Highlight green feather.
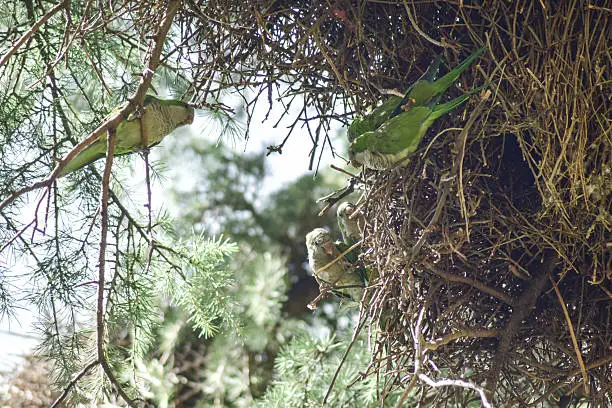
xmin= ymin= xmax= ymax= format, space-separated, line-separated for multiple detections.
xmin=335 ymin=240 xmax=369 ymax=285
xmin=349 ymin=86 xmax=485 ymax=169
xmin=389 ymin=46 xmax=487 ymax=118
xmin=347 ymin=95 xmax=403 ymax=143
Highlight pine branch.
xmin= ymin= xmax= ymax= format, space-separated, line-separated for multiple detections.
xmin=50 ymin=360 xmax=99 ymax=408
xmin=0 ymin=0 xmax=182 ymax=213
xmin=0 ymin=0 xmax=68 ymax=69
xmin=95 ymin=126 xmax=135 ymax=404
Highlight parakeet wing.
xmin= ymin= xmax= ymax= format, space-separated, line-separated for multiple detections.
xmin=347 ymin=94 xmax=403 ymax=142
xmin=388 ymin=54 xmax=442 ymax=117
xmin=352 ymin=106 xmax=432 ymax=155
xmin=390 ymin=46 xmax=487 ymax=118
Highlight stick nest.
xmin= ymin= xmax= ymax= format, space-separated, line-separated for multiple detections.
xmin=179 ymin=0 xmax=611 ymax=405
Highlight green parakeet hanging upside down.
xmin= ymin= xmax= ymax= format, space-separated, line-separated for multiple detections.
xmin=349 ymin=85 xmax=485 ymax=170
xmin=346 ymin=46 xmax=486 ymax=143
xmin=59 ymin=95 xmax=195 ymax=176
xmin=306 ymin=228 xmax=365 ymax=302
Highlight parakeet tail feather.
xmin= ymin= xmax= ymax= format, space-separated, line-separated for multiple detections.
xmin=431 ymin=46 xmax=487 ymax=95
xmin=59 ymin=142 xmax=106 ymax=176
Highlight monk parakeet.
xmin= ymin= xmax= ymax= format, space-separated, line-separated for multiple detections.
xmin=337 ymin=202 xmax=364 ymax=246
xmin=59 ymin=95 xmax=195 ymax=176
xmin=348 ymin=86 xmax=484 ymax=170
xmin=346 ymin=46 xmax=486 ymax=143
xmin=336 ymin=201 xmax=372 ymax=284
xmin=388 ymin=46 xmax=487 ymax=118
xmin=306 ymin=228 xmax=365 ymax=301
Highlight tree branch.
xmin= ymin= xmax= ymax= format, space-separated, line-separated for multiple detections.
xmin=50 ymin=360 xmax=99 ymax=408
xmin=484 ymin=251 xmax=558 ymax=401
xmin=94 ymin=126 xmax=136 ymax=405
xmin=0 ymin=0 xmax=182 ymax=213
xmin=0 ymin=0 xmax=67 ymax=69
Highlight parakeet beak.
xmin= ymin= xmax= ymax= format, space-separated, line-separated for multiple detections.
xmin=348 ymin=150 xmax=362 ymax=168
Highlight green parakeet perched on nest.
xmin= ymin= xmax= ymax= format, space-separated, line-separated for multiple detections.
xmin=347 ymin=46 xmax=486 ymax=143
xmin=306 ymin=228 xmax=365 ymax=301
xmin=349 ymin=85 xmax=485 ymax=170
xmin=347 ymin=47 xmax=487 ymax=169
xmin=60 ymin=95 xmax=195 ymax=176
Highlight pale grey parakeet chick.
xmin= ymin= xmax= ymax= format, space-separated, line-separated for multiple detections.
xmin=337 ymin=201 xmax=365 ymax=246
xmin=306 ymin=228 xmax=365 ymax=301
